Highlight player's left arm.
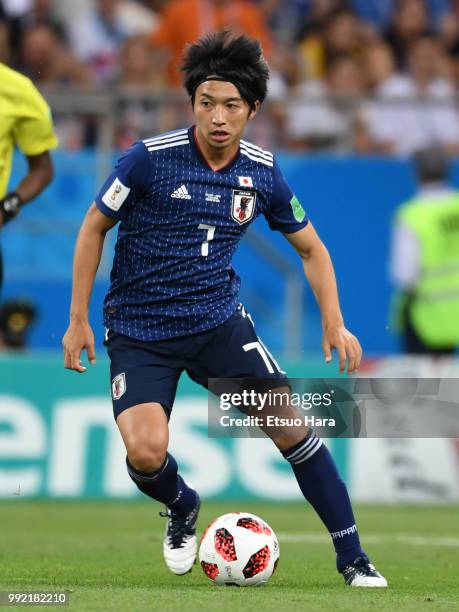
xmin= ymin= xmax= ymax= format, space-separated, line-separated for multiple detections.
xmin=265 ymin=158 xmax=361 ymax=373
xmin=284 ymin=223 xmax=362 ymax=373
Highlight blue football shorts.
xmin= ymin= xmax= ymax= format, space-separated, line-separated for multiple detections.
xmin=105 ymin=304 xmax=287 ymax=420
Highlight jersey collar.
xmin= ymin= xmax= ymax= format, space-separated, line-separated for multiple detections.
xmin=188 ymin=125 xmax=240 ymax=173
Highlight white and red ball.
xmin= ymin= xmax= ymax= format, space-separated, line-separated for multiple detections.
xmin=199 ymin=512 xmax=280 ymax=586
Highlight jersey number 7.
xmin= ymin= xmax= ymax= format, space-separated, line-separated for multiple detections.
xmin=198 ymin=224 xmax=216 ymax=256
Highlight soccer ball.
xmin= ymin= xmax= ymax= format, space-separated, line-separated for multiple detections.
xmin=199 ymin=512 xmax=280 ymax=586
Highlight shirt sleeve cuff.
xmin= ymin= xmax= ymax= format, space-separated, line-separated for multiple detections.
xmin=95 ymin=197 xmax=123 ymax=220
xmin=269 ymin=219 xmax=309 ymax=234
xmin=19 ymin=135 xmax=59 ymax=156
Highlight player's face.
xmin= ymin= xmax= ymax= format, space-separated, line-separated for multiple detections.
xmin=193 ymin=81 xmax=259 ymax=154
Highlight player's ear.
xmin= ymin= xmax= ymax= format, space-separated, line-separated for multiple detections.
xmin=248 ymin=100 xmax=261 ymax=120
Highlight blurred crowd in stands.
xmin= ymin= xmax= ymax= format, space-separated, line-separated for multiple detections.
xmin=2 ymin=0 xmax=459 ymax=154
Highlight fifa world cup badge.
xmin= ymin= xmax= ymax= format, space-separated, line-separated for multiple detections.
xmin=231 ymin=190 xmax=256 ymax=225
xmin=112 ymin=373 xmax=126 ymax=400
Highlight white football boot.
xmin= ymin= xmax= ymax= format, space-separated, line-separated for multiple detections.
xmin=341 ymin=556 xmax=388 ymax=587
xmin=160 ymin=495 xmax=201 ymax=575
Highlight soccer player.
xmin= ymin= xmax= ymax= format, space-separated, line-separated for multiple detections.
xmin=0 ymin=62 xmax=57 ymax=293
xmin=63 ymin=31 xmax=387 ymax=587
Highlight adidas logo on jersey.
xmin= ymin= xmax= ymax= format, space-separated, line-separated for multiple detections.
xmin=171 ymin=185 xmax=191 ymax=199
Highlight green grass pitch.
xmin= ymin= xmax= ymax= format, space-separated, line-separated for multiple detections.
xmin=1 ymin=501 xmax=458 ymax=611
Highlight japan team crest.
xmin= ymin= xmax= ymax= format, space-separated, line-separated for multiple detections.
xmin=112 ymin=372 xmax=126 ymax=400
xmin=231 ymin=189 xmax=256 ymax=225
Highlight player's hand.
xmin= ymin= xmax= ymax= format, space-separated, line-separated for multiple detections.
xmin=62 ymin=320 xmax=96 ymax=373
xmin=322 ymin=324 xmax=362 ymax=374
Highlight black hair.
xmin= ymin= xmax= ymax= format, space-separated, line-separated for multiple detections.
xmin=181 ymin=30 xmax=270 ymax=111
xmin=413 ymin=147 xmax=448 ymax=184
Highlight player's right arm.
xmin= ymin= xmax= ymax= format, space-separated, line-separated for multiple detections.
xmin=63 ymin=204 xmax=116 ymax=372
xmin=62 ymin=142 xmax=150 ymax=372
xmin=63 ymin=140 xmax=150 ymax=372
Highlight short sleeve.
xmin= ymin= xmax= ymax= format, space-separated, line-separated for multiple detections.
xmin=95 ymin=141 xmax=151 ymax=220
xmin=264 ymin=159 xmax=309 ymax=233
xmin=13 ymin=79 xmax=58 ymax=155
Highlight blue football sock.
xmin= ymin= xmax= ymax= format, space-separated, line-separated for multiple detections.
xmin=282 ymin=432 xmax=366 ymax=572
xmin=126 ymin=452 xmax=198 ymax=516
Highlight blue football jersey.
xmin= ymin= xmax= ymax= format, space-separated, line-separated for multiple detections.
xmin=95 ymin=126 xmax=308 ymax=340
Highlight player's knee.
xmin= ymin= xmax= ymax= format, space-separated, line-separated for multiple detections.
xmin=269 ymin=429 xmax=310 ymax=453
xmin=128 ymin=444 xmax=167 ymax=472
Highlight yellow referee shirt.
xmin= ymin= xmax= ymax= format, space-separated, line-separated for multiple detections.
xmin=0 ymin=63 xmax=58 ymax=199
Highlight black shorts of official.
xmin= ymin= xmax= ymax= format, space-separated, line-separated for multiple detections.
xmin=105 ymin=304 xmax=288 ymax=420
